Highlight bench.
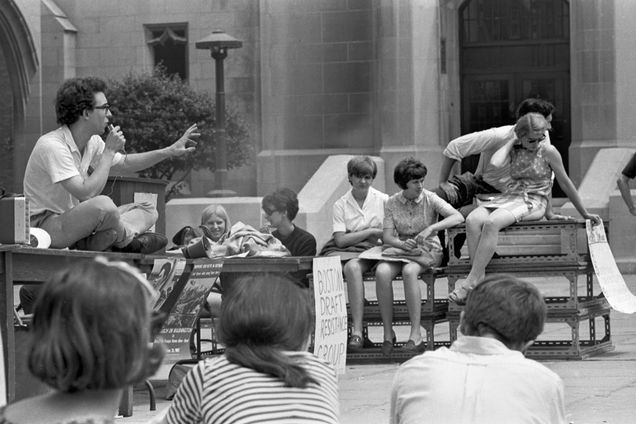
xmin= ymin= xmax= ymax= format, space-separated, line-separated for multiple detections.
xmin=345 ymin=219 xmax=614 ymax=363
xmin=345 ymin=268 xmax=449 ymax=363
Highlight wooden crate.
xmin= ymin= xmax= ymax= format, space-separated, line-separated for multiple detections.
xmin=447 ymin=301 xmax=613 ymax=360
xmin=447 ymin=220 xmax=590 ymax=267
xmin=445 ymin=264 xmax=600 ymax=313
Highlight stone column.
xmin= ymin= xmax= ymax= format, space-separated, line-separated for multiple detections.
xmin=258 ymin=0 xmax=378 ymax=195
xmin=377 ymin=0 xmax=444 ymax=192
xmin=569 ymin=0 xmax=620 ymax=185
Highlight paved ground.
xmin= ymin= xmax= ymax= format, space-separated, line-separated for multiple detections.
xmin=119 ymin=274 xmax=636 ymax=424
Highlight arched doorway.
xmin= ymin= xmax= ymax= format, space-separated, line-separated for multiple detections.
xmin=459 ymin=0 xmax=570 ymax=196
xmin=0 ymin=0 xmax=38 ymax=191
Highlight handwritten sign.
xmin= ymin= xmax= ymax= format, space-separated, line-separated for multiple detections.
xmin=586 ymin=220 xmax=636 ymax=313
xmin=312 ymin=256 xmax=347 ymax=374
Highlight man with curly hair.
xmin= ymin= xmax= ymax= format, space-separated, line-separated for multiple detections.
xmin=23 ymin=76 xmax=199 ymax=253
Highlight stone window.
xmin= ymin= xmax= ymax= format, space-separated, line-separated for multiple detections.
xmin=146 ymin=24 xmax=188 ymax=80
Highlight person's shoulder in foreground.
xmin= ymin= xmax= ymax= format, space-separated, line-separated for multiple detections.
xmin=173 ymin=352 xmax=338 ymax=421
xmin=1 ymin=257 xmax=163 ymax=424
xmin=0 ymin=406 xmax=114 ymax=424
xmin=390 ymin=274 xmax=566 ymax=424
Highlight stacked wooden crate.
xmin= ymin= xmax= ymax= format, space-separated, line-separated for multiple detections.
xmin=445 ymin=220 xmax=613 ymax=359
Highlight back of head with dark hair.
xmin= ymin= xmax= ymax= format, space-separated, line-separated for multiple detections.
xmin=261 ymin=188 xmax=300 ymax=220
xmin=347 ymin=156 xmax=377 ymax=179
xmin=28 ymin=258 xmax=153 ymax=392
xmin=516 ymin=98 xmax=555 ymax=119
xmin=393 ymin=157 xmax=428 ymax=190
xmin=218 ymin=273 xmax=317 ymax=388
xmin=56 ymin=77 xmax=108 ymax=126
xmin=460 ymin=274 xmax=546 ymax=350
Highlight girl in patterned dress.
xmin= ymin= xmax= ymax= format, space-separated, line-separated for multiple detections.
xmin=449 ymin=113 xmax=601 ymax=304
xmin=377 ymin=158 xmax=464 ymax=355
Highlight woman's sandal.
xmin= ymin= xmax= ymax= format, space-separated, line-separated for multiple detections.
xmin=348 ymin=334 xmax=364 ymax=350
xmin=448 ymin=285 xmax=473 ymax=306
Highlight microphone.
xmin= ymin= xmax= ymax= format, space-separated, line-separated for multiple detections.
xmin=106 ymin=123 xmax=126 ymax=154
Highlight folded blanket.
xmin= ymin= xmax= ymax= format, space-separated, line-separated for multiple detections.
xmin=223 ymin=222 xmax=290 ymax=257
xmin=168 ymin=222 xmax=290 ymax=259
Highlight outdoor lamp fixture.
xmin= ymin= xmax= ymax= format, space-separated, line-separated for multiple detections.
xmin=195 ymin=30 xmax=243 ymax=197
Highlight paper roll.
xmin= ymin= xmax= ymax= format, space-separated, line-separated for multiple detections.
xmin=29 ymin=227 xmax=51 ymax=249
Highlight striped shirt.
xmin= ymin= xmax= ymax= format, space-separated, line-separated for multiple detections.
xmin=166 ymin=351 xmax=339 ymax=424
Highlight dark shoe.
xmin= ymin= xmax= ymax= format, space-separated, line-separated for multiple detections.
xmin=73 ymin=229 xmax=118 ymax=251
xmin=113 ymin=232 xmax=168 ymax=254
xmin=402 ymin=339 xmax=426 ymax=353
xmin=381 ymin=340 xmax=394 ymax=356
xmin=348 ymin=335 xmax=364 ymax=350
xmin=381 ymin=332 xmax=397 ymax=356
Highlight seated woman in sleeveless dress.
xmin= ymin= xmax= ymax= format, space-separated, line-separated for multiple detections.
xmin=449 ymin=113 xmax=601 ymax=305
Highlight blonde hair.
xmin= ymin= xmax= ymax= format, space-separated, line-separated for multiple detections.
xmin=200 ymin=204 xmax=232 ymax=241
xmin=514 ymin=112 xmax=548 ymax=139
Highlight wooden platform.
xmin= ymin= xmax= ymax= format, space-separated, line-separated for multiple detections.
xmin=0 ymin=246 xmax=313 ymax=407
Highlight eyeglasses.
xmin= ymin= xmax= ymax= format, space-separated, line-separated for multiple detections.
xmin=526 ymin=133 xmax=546 ymax=144
xmin=94 ymin=103 xmax=111 ymax=112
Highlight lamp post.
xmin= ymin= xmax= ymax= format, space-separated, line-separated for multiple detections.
xmin=196 ymin=30 xmax=242 ymax=197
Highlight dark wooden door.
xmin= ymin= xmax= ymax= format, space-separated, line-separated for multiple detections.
xmin=459 ymin=0 xmax=570 ymax=196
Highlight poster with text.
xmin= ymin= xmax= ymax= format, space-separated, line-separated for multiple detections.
xmin=154 ymin=259 xmax=223 ymax=362
xmin=586 ymin=220 xmax=636 ymax=313
xmin=312 ymin=256 xmax=347 ymax=374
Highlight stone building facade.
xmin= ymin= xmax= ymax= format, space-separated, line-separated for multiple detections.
xmin=1 ymin=0 xmax=635 ymax=197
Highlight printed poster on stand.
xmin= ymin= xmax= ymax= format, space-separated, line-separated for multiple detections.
xmin=148 ymin=258 xmax=224 ymax=364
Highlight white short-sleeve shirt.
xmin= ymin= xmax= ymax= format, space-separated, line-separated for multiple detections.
xmin=443 ymin=125 xmax=551 ymax=192
xmin=23 ymin=125 xmax=124 ymax=216
xmin=390 ymin=336 xmax=566 ymax=424
xmin=332 ymin=186 xmax=388 ymax=234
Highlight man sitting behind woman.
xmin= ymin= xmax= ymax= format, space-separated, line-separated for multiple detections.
xmin=450 ymin=112 xmax=601 ymax=304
